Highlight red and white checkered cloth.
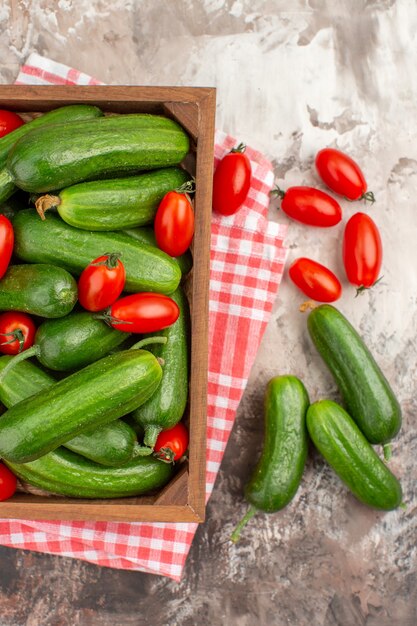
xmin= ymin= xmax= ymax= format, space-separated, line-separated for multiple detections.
xmin=0 ymin=54 xmax=288 ymax=580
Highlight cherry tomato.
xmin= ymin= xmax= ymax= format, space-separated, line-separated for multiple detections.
xmin=272 ymin=186 xmax=342 ymax=227
xmin=78 ymin=253 xmax=126 ymax=312
xmin=154 ymin=187 xmax=194 ymax=257
xmin=0 ymin=215 xmax=14 ymax=280
xmin=154 ymin=422 xmax=189 ymax=463
xmin=0 ymin=463 xmax=17 ymax=501
xmin=108 ymin=293 xmax=179 ymax=333
xmin=212 ymin=143 xmax=252 ymax=216
xmin=0 ymin=110 xmax=24 ymax=138
xmin=343 ymin=212 xmax=382 ymax=290
xmin=315 ymin=148 xmax=374 ymax=202
xmin=289 ymin=258 xmax=342 ymax=302
xmin=0 ymin=312 xmax=36 ymax=355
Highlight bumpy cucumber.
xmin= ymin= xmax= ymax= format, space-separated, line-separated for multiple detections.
xmin=231 ymin=376 xmax=309 ymax=542
xmin=0 ymin=356 xmax=140 ymax=466
xmin=124 ymin=226 xmax=193 ymax=276
xmin=6 ymin=448 xmax=173 ymax=498
xmin=0 ymin=345 xmax=162 ymax=463
xmin=13 ymin=210 xmax=181 ymax=294
xmin=0 ymin=105 xmax=103 ymax=203
xmin=36 ymin=167 xmax=189 ymax=231
xmin=307 ymin=304 xmax=401 ymax=445
xmin=0 ymin=264 xmax=77 ymax=318
xmin=7 ymin=114 xmax=190 ymax=193
xmin=131 ymin=288 xmax=190 ymax=449
xmin=306 ymin=400 xmax=402 ymax=510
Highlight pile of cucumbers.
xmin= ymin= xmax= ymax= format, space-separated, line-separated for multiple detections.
xmin=0 ymin=104 xmax=193 ymax=499
xmin=232 ymin=304 xmax=403 ymax=542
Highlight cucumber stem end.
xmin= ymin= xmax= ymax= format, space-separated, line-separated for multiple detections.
xmin=230 ymin=506 xmax=258 ymax=543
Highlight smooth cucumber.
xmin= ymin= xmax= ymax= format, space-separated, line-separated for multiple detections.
xmin=306 ymin=400 xmax=402 ymax=510
xmin=36 ymin=167 xmax=189 ymax=231
xmin=0 ymin=356 xmax=140 ymax=466
xmin=7 ymin=114 xmax=190 ymax=193
xmin=13 ymin=210 xmax=181 ymax=294
xmin=231 ymin=376 xmax=309 ymax=542
xmin=124 ymin=225 xmax=193 ymax=276
xmin=0 ymin=264 xmax=77 ymax=318
xmin=33 ymin=312 xmax=129 ymax=371
xmin=0 ymin=346 xmax=162 ymax=463
xmin=131 ymin=287 xmax=190 ymax=448
xmin=6 ymin=448 xmax=173 ymax=498
xmin=0 ymin=105 xmax=103 ymax=203
xmin=307 ymin=304 xmax=401 ymax=445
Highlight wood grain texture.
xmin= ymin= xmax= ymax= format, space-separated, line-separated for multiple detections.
xmin=0 ymin=85 xmax=216 ymax=523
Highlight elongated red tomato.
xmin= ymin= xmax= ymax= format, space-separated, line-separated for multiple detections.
xmin=0 ymin=463 xmax=17 ymax=501
xmin=0 ymin=311 xmax=36 ymax=355
xmin=154 ymin=422 xmax=189 ymax=463
xmin=213 ymin=143 xmax=251 ymax=215
xmin=343 ymin=213 xmax=382 ymax=289
xmin=273 ymin=186 xmax=342 ymax=227
xmin=0 ymin=215 xmax=14 ymax=280
xmin=78 ymin=253 xmax=126 ymax=312
xmin=154 ymin=188 xmax=194 ymax=257
xmin=289 ymin=258 xmax=342 ymax=302
xmin=316 ymin=148 xmax=374 ymax=202
xmin=0 ymin=110 xmax=24 ymax=138
xmin=108 ymin=293 xmax=179 ymax=333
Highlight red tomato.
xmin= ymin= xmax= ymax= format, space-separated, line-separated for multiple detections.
xmin=289 ymin=258 xmax=342 ymax=302
xmin=0 ymin=110 xmax=24 ymax=138
xmin=316 ymin=148 xmax=374 ymax=202
xmin=0 ymin=312 xmax=36 ymax=355
xmin=343 ymin=212 xmax=382 ymax=289
xmin=0 ymin=463 xmax=17 ymax=501
xmin=78 ymin=253 xmax=126 ymax=312
xmin=212 ymin=143 xmax=252 ymax=215
xmin=108 ymin=293 xmax=179 ymax=333
xmin=0 ymin=215 xmax=14 ymax=280
xmin=273 ymin=186 xmax=342 ymax=227
xmin=154 ymin=189 xmax=194 ymax=257
xmin=154 ymin=422 xmax=189 ymax=463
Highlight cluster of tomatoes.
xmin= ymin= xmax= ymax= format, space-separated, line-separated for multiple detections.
xmin=273 ymin=148 xmax=382 ymax=302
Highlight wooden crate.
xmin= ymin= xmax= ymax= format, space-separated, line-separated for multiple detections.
xmin=0 ymin=85 xmax=216 ymax=523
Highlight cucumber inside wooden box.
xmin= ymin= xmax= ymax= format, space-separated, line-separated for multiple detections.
xmin=0 ymin=86 xmax=215 ymax=523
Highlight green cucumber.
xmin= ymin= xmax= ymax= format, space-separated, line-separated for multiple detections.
xmin=0 ymin=105 xmax=103 ymax=203
xmin=231 ymin=376 xmax=309 ymax=542
xmin=124 ymin=225 xmax=193 ymax=276
xmin=0 ymin=356 xmax=141 ymax=466
xmin=131 ymin=287 xmax=190 ymax=450
xmin=306 ymin=400 xmax=402 ymax=510
xmin=13 ymin=210 xmax=181 ymax=294
xmin=35 ymin=167 xmax=189 ymax=231
xmin=26 ymin=312 xmax=129 ymax=371
xmin=0 ymin=341 xmax=163 ymax=463
xmin=7 ymin=114 xmax=190 ymax=193
xmin=307 ymin=304 xmax=401 ymax=446
xmin=6 ymin=447 xmax=173 ymax=498
xmin=0 ymin=264 xmax=77 ymax=318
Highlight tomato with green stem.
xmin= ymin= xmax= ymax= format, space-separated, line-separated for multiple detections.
xmin=343 ymin=213 xmax=382 ymax=292
xmin=271 ymin=185 xmax=342 ymax=227
xmin=154 ymin=422 xmax=189 ymax=463
xmin=154 ymin=180 xmax=195 ymax=257
xmin=102 ymin=292 xmax=180 ymax=333
xmin=0 ymin=312 xmax=36 ymax=355
xmin=213 ymin=143 xmax=251 ymax=215
xmin=0 ymin=110 xmax=24 ymax=138
xmin=0 ymin=215 xmax=14 ymax=280
xmin=78 ymin=253 xmax=126 ymax=312
xmin=315 ymin=148 xmax=375 ymax=203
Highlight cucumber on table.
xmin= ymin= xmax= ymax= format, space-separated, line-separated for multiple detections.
xmin=0 ymin=104 xmax=103 ymax=204
xmin=35 ymin=167 xmax=189 ymax=231
xmin=231 ymin=376 xmax=310 ymax=542
xmin=13 ymin=210 xmax=181 ymax=295
xmin=306 ymin=400 xmax=402 ymax=510
xmin=307 ymin=304 xmax=401 ymax=447
xmin=0 ymin=263 xmax=77 ymax=318
xmin=0 ymin=356 xmax=141 ymax=467
xmin=7 ymin=114 xmax=190 ymax=193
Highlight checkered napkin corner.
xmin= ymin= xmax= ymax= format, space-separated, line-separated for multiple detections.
xmin=0 ymin=54 xmax=288 ymax=581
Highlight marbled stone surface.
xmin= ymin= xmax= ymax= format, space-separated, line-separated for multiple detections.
xmin=0 ymin=1 xmax=416 ymax=625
